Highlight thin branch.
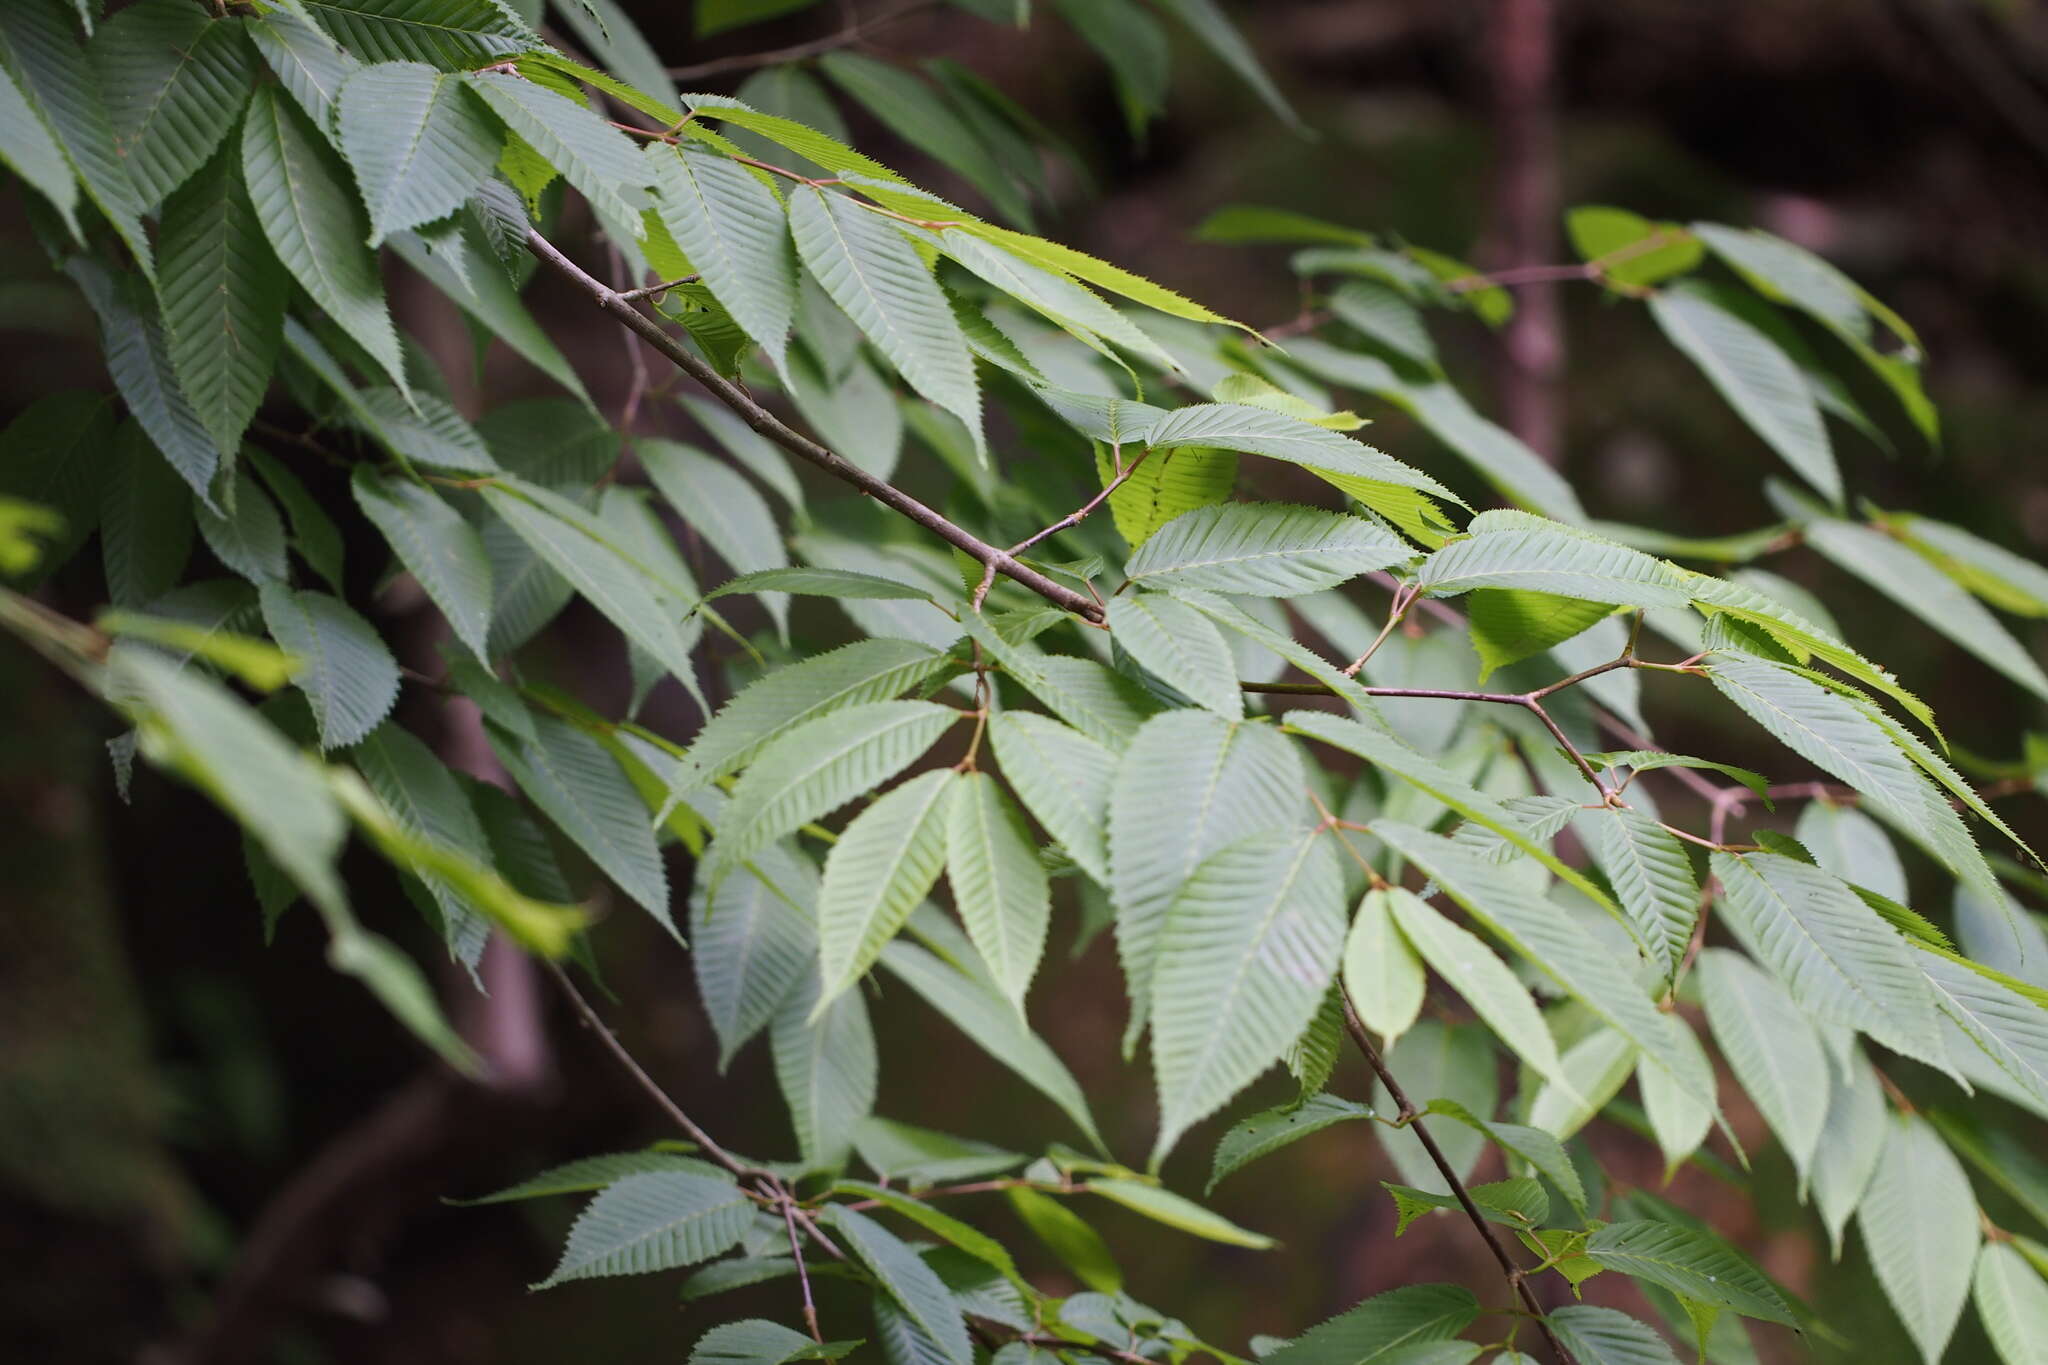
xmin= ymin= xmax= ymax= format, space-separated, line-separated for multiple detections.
xmin=543 ymin=959 xmax=767 ymax=1181
xmin=617 ymin=272 xmax=699 ymax=301
xmin=973 ymin=446 xmax=1151 ymax=611
xmin=781 ymin=1196 xmax=824 ymax=1342
xmin=1341 ymin=994 xmax=1577 ymax=1365
xmin=522 ymin=228 xmax=1105 ymax=622
xmin=667 ymin=0 xmax=938 ymax=80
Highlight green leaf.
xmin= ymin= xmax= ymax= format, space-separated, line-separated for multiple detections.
xmin=101 ymin=610 xmax=295 ymax=691
xmin=832 ymin=1180 xmax=1023 ymax=1287
xmin=479 ymin=480 xmax=700 ymax=687
xmin=452 ymin=1149 xmax=721 ymax=1204
xmin=1385 ymin=886 xmax=1571 ymax=1092
xmin=988 ymin=711 xmax=1115 ymax=886
xmin=490 ymin=710 xmax=673 ymax=932
xmin=1384 ymin=1178 xmax=1548 ymax=1234
xmin=258 ymin=584 xmax=400 ymax=750
xmin=1194 ymin=204 xmax=1374 ymax=247
xmin=1810 ymin=1048 xmax=1886 ymax=1260
xmin=1704 ymin=651 xmax=1984 ymax=900
xmin=1418 ymin=514 xmax=1693 ymax=608
xmin=100 ymin=423 xmax=194 ymax=605
xmin=1586 ymin=1220 xmax=1794 ymax=1326
xmin=248 ymin=7 xmax=358 ymax=125
xmin=1208 ymin=1094 xmax=1371 ymax=1194
xmin=697 ymin=566 xmax=934 ymax=606
xmin=1859 ymin=1113 xmax=1980 ymax=1364
xmin=349 ymin=723 xmax=497 ymax=968
xmin=94 ymin=0 xmax=253 ymax=209
xmin=1344 ymin=888 xmax=1426 ymax=1046
xmin=1467 ymin=589 xmax=1613 ymax=681
xmin=646 ymin=143 xmax=798 ymax=371
xmin=1092 ymin=443 xmax=1236 ymax=550
xmin=691 ymin=840 xmax=817 ymax=1069
xmin=1886 ymin=512 xmax=2048 ymax=618
xmin=1710 ymin=851 xmax=1945 ymax=1068
xmin=818 ymin=52 xmax=1028 ymax=224
xmin=671 ymin=639 xmax=950 ymax=798
xmin=1580 ymin=806 xmax=1697 ymax=985
xmin=351 ymin=468 xmax=493 ymax=664
xmin=535 ymin=1170 xmax=751 ymax=1287
xmin=65 ymin=259 xmax=219 ymax=503
xmin=0 ymin=57 xmax=79 ymax=236
xmin=1260 ymin=1283 xmax=1481 ymax=1365
xmin=194 ymin=463 xmax=287 ymax=583
xmin=822 ymin=1205 xmax=973 ymax=1365
xmin=1372 ymin=821 xmax=1703 ymax=1094
xmin=817 ymin=768 xmax=956 ymax=1004
xmin=244 ymin=449 xmax=342 ymax=593
xmin=241 ymin=87 xmax=407 ymax=394
xmin=1151 ymin=830 xmax=1346 ymax=1164
xmin=1006 ymin=1186 xmax=1121 ymax=1292
xmin=789 ymin=185 xmax=981 ymax=453
xmin=1696 ymin=949 xmax=1829 ymax=1189
xmin=1546 ymin=1306 xmax=1683 ymax=1365
xmin=300 ymin=0 xmax=536 ymax=67
xmin=945 ymin=770 xmax=1050 ymax=1009
xmin=690 ymin=1321 xmax=859 ymax=1365
xmin=467 ymin=70 xmax=648 ymax=225
xmin=325 ymin=928 xmax=479 ymax=1072
xmin=707 ymin=700 xmax=960 ymax=882
xmin=1126 ymin=503 xmax=1412 ymax=597
xmin=546 ymin=0 xmax=672 ymax=111
xmin=879 ymin=925 xmax=1102 ymax=1150
xmin=640 ymin=439 xmax=790 ymax=634
xmin=1144 ymin=402 xmax=1459 ymax=511
xmin=1148 ymin=0 xmax=1301 ymax=131
xmin=851 ymin=1118 xmax=1021 ymax=1186
xmin=1918 ymin=946 xmax=2048 ymax=1112
xmin=1109 ymin=711 xmax=1311 ymax=1046
xmin=1649 ymin=279 xmax=1839 ymax=506
xmin=0 ymin=0 xmax=155 ymax=278
xmin=1973 ymin=1241 xmax=2048 ymax=1365
xmin=1804 ymin=517 xmax=2048 ymax=703
xmin=1107 ymin=592 xmax=1242 ymax=719
xmin=158 ymin=143 xmax=286 ymax=454
xmin=1087 ymin=1177 xmax=1275 ymax=1249
xmin=967 ymin=621 xmax=1158 ymax=749
xmin=773 ymin=971 xmax=876 ymax=1170
xmin=1330 ymin=279 xmax=1437 ymax=372
xmin=1565 ymin=207 xmax=1700 ymax=289
xmin=1584 ymin=751 xmax=1772 ymax=804
xmin=1422 ymin=1098 xmax=1588 ymax=1217
xmin=336 ymin=60 xmax=499 ymax=246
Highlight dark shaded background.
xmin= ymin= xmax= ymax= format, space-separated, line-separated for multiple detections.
xmin=5 ymin=1 xmax=2048 ymax=1362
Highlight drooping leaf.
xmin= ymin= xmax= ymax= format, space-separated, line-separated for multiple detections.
xmin=452 ymin=1149 xmax=723 ymax=1205
xmin=1586 ymin=1220 xmax=1795 ymax=1326
xmin=100 ymin=423 xmax=194 ymax=605
xmin=646 ymin=142 xmax=798 ymax=371
xmin=1973 ymin=1241 xmax=2048 ymax=1365
xmin=707 ymin=700 xmax=961 ymax=883
xmin=817 ymin=768 xmax=956 ymax=1004
xmin=194 ymin=464 xmax=288 ymax=583
xmin=1344 ymin=888 xmax=1426 ymax=1046
xmin=1107 ymin=591 xmax=1243 ymax=718
xmin=1545 ymin=1305 xmax=1683 ymax=1365
xmin=1087 ymin=1178 xmax=1275 ymax=1249
xmin=1147 ymin=0 xmax=1301 ymax=131
xmin=1208 ymin=1093 xmax=1372 ymax=1194
xmin=337 ymin=60 xmax=499 ymax=246
xmin=1109 ymin=711 xmax=1312 ymax=1046
xmin=1385 ymin=886 xmax=1571 ymax=1092
xmin=1697 ymin=948 xmax=1829 ymax=1188
xmin=1151 ymin=830 xmax=1346 ymax=1164
xmin=1126 ymin=503 xmax=1412 ymax=597
xmin=0 ymin=58 xmax=79 ymax=236
xmin=818 ymin=52 xmax=1028 ymax=224
xmin=1650 ymin=279 xmax=1839 ymax=506
xmin=258 ymin=583 xmax=399 ymax=751
xmin=0 ymin=391 xmax=113 ymax=577
xmin=945 ymin=770 xmax=1051 ymax=1009
xmin=489 ymin=710 xmax=673 ymax=933
xmin=773 ymin=970 xmax=877 ymax=1171
xmin=689 ymin=1320 xmax=861 ymax=1365
xmin=691 ymin=840 xmax=817 ymax=1069
xmin=300 ymin=0 xmax=537 ymax=67
xmin=1710 ymin=851 xmax=1945 ymax=1068
xmin=241 ymin=86 xmax=407 ymax=393
xmin=1809 ymin=1046 xmax=1887 ymax=1260
xmin=65 ymin=259 xmax=219 ymax=502
xmin=1580 ymin=805 xmax=1697 ymax=985
xmin=94 ymin=0 xmax=254 ymax=209
xmin=1005 ymin=1186 xmax=1121 ymax=1292
xmin=821 ymin=1205 xmax=973 ymax=1365
xmin=1918 ymin=946 xmax=2048 ymax=1112
xmin=988 ymin=710 xmax=1116 ymax=886
xmin=467 ymin=69 xmax=649 ymax=226
xmin=1858 ymin=1113 xmax=1980 ymax=1364
xmin=789 ymin=184 xmax=980 ymax=452
xmin=640 ymin=439 xmax=790 ymax=637
xmin=535 ymin=1170 xmax=752 ymax=1287
xmin=351 ymin=468 xmax=494 ymax=664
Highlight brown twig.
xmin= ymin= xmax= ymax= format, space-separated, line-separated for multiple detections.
xmin=667 ymin=0 xmax=939 ymax=80
xmin=1341 ymin=994 xmax=1577 ymax=1364
xmin=521 ymin=228 xmax=1105 ymax=622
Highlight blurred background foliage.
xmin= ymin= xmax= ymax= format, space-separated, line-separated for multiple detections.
xmin=4 ymin=1 xmax=2048 ymax=1361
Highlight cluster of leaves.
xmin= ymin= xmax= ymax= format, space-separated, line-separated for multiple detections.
xmin=2 ymin=3 xmax=2047 ymax=1364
